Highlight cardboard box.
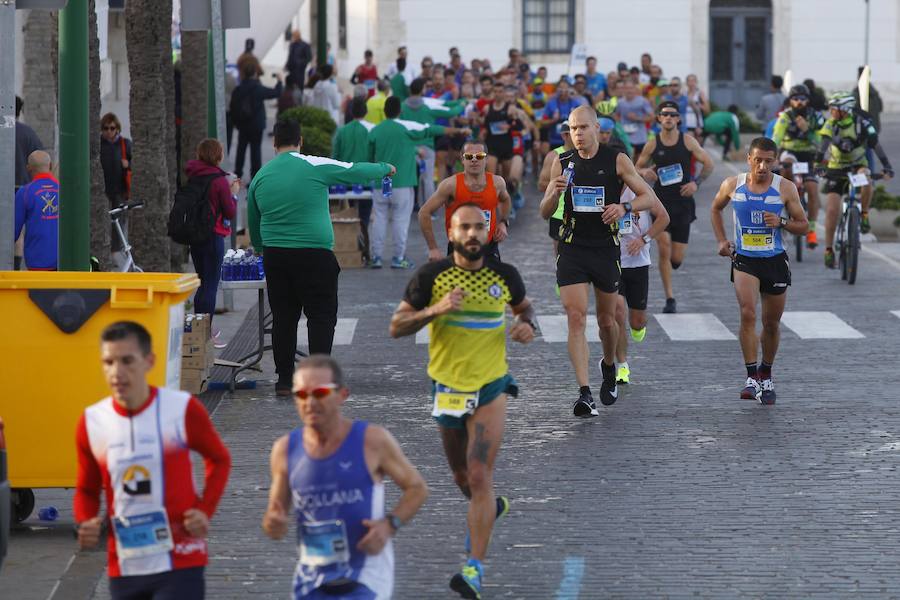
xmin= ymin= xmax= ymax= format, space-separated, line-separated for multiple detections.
xmin=181 ymin=350 xmax=215 ymax=370
xmin=181 ymin=367 xmax=209 ymax=395
xmin=335 ymin=249 xmax=363 ymax=269
xmin=332 ymin=219 xmax=361 ymax=253
xmin=183 ymin=313 xmax=212 ymax=347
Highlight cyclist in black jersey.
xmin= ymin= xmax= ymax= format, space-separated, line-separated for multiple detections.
xmin=635 ymin=101 xmax=714 ymax=313
xmin=539 ymin=105 xmax=661 ymax=415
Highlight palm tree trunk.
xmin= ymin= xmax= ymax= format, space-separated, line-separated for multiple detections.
xmin=88 ymin=0 xmax=111 ymax=269
xmin=180 ymin=31 xmax=208 ymax=178
xmin=125 ymin=0 xmax=172 ymax=272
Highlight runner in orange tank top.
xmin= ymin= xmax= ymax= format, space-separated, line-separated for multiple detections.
xmin=418 ymin=141 xmax=512 ymax=262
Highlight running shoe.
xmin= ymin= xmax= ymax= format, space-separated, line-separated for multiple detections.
xmin=464 ymin=496 xmax=510 ymax=555
xmin=450 ymin=560 xmax=483 ymax=599
xmin=391 ymin=256 xmax=416 ymax=269
xmin=369 ymin=256 xmax=383 ymax=269
xmin=573 ymin=389 xmax=599 ymax=417
xmin=512 ymin=190 xmax=525 ymax=211
xmin=824 ymin=248 xmax=835 ymax=269
xmin=599 ymin=362 xmax=618 ymax=406
xmin=861 ymin=212 xmax=871 ymax=234
xmin=740 ymin=376 xmax=761 ymax=401
xmin=663 ymin=297 xmax=677 ymax=314
xmin=759 ymin=378 xmax=776 ymax=405
xmin=806 ymin=230 xmax=818 ymax=249
xmin=616 ymin=365 xmax=630 ymax=385
xmin=630 ymin=327 xmax=646 ymax=342
xmin=212 ymin=330 xmax=228 ymax=349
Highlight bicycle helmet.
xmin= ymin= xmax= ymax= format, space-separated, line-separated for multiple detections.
xmin=788 ymin=84 xmax=810 ymax=98
xmin=595 ymin=99 xmax=616 ymax=117
xmin=828 ymin=91 xmax=855 ymax=112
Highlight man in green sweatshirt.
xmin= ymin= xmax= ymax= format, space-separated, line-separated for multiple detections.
xmin=702 ymin=106 xmax=742 ymax=160
xmin=333 ymin=97 xmax=377 ymax=261
xmin=401 ymin=78 xmax=466 ymax=205
xmin=367 ymin=96 xmax=469 ymax=269
xmin=249 ymin=119 xmax=395 ymax=395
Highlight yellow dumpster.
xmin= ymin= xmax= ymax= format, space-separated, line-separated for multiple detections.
xmin=0 ymin=272 xmax=199 ymax=504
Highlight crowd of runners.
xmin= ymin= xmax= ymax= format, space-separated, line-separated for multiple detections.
xmin=71 ymin=45 xmax=895 ymax=600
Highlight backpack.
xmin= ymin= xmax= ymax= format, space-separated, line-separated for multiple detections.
xmin=167 ymin=173 xmax=223 ymax=246
xmin=230 ymin=85 xmax=255 ymax=127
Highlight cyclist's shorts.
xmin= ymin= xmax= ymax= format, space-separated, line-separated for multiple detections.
xmin=779 ymin=150 xmax=819 ymax=182
xmin=823 ymin=166 xmax=868 ymax=196
xmin=432 ymin=374 xmax=518 ymax=430
xmin=731 ymin=251 xmax=791 ymax=296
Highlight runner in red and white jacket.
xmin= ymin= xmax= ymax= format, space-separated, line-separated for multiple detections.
xmin=75 ymin=321 xmax=230 ymax=598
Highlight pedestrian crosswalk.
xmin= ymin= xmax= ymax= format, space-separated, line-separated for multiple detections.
xmin=321 ymin=311 xmax=899 ymax=346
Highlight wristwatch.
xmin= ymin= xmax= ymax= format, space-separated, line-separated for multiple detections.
xmin=621 ymin=201 xmax=633 ymax=213
xmin=386 ymin=513 xmax=403 ymax=532
xmin=518 ymin=317 xmax=537 ymax=331
xmin=642 ymin=233 xmax=652 ymax=244
xmin=779 ymin=217 xmax=788 ymax=228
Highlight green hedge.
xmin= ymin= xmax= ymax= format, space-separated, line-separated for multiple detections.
xmin=300 ymin=127 xmax=333 ymax=158
xmin=278 ymin=106 xmax=337 ymax=136
xmin=872 ymin=184 xmax=900 ymax=211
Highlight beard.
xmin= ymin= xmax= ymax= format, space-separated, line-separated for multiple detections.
xmin=453 ymin=239 xmax=484 ymax=261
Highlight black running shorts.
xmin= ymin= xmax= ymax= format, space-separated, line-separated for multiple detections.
xmin=731 ymin=252 xmax=791 ymax=295
xmin=660 ymin=196 xmax=696 ymax=244
xmin=556 ymin=243 xmax=621 ymax=293
xmin=618 ymin=265 xmax=649 ymax=310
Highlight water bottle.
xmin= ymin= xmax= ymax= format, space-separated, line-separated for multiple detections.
xmin=256 ymin=256 xmax=265 ymax=280
xmin=382 ymin=176 xmax=393 ymax=199
xmin=233 ymin=250 xmax=245 ymax=281
xmin=38 ymin=506 xmax=58 ymax=521
xmin=562 ymin=162 xmax=575 ymax=188
xmin=352 ymin=183 xmax=364 ymax=194
xmin=222 ymin=249 xmax=235 ymax=282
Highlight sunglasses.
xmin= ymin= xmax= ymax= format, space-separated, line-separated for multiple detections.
xmin=463 ymin=152 xmax=487 ymax=161
xmin=103 ymin=126 xmax=118 ymax=131
xmin=294 ymin=383 xmax=339 ymax=400
xmin=659 ymin=111 xmax=680 ymax=118
xmin=791 ymin=95 xmax=808 ymax=101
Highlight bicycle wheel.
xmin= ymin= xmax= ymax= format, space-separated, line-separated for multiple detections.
xmin=837 ymin=211 xmax=848 ymax=280
xmin=847 ymin=205 xmax=860 ymax=285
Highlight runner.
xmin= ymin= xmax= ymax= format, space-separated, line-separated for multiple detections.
xmin=418 ymin=141 xmax=512 ymax=262
xmin=817 ymin=91 xmax=894 ymax=268
xmin=390 ymin=203 xmax=536 ymax=598
xmin=481 ymin=84 xmax=526 ymax=185
xmin=615 ymin=80 xmax=654 ymax=157
xmin=262 ymin=355 xmax=428 ymax=599
xmin=613 ymin=188 xmax=670 ymax=385
xmin=710 ymin=137 xmax=808 ymax=404
xmin=537 ymin=122 xmax=573 ymax=256
xmin=75 ymin=321 xmax=231 ymax=600
xmin=771 ymin=83 xmax=825 ymax=249
xmin=539 ymin=105 xmax=659 ymax=414
xmin=635 ymin=101 xmax=714 ymax=313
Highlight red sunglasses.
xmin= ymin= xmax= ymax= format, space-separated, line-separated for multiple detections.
xmin=294 ymin=383 xmax=339 ymax=400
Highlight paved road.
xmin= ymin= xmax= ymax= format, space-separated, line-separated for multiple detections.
xmin=8 ymin=140 xmax=900 ymax=599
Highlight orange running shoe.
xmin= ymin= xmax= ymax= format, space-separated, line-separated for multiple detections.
xmin=806 ymin=230 xmax=818 ymax=249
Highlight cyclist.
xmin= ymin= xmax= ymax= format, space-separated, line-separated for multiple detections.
xmin=818 ymin=91 xmax=894 ymax=268
xmin=710 ymin=137 xmax=808 ymax=404
xmin=772 ymin=84 xmax=825 ymax=249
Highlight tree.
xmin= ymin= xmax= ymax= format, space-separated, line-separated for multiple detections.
xmin=125 ymin=0 xmax=174 ymax=272
xmin=180 ymin=31 xmax=208 ymax=179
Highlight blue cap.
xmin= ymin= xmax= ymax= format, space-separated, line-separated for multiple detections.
xmin=599 ymin=117 xmax=615 ymax=131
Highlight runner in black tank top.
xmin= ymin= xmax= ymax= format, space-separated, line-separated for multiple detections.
xmin=484 ymin=100 xmax=515 ymax=161
xmin=635 ymin=100 xmax=714 ymax=314
xmin=559 ymin=144 xmax=625 ymax=249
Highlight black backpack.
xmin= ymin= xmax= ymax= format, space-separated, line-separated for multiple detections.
xmin=230 ymin=85 xmax=255 ymax=127
xmin=167 ymin=173 xmax=223 ymax=246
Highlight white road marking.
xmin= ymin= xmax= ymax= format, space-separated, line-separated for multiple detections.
xmin=415 ymin=328 xmax=430 ymax=345
xmin=297 ymin=318 xmax=358 ymax=346
xmin=892 ymin=310 xmax=900 ymax=320
xmin=780 ymin=311 xmax=864 ymax=339
xmin=537 ymin=315 xmax=600 ymax=343
xmin=653 ymin=313 xmax=737 ymax=341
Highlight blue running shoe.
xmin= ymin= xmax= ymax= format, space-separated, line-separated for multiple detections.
xmin=369 ymin=256 xmax=383 ymax=269
xmin=450 ymin=559 xmax=483 ymax=599
xmin=464 ymin=496 xmax=509 ymax=554
xmin=512 ymin=190 xmax=525 ymax=211
xmin=390 ymin=256 xmax=415 ymax=269
xmin=759 ymin=378 xmax=776 ymax=405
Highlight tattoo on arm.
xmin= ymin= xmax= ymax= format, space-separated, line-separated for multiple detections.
xmin=468 ymin=423 xmax=491 ymax=464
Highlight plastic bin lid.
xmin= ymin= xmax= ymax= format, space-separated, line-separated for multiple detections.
xmin=0 ymin=272 xmax=200 ymax=293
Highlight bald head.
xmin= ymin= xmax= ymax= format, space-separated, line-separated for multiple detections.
xmin=568 ymin=105 xmax=600 ymax=153
xmin=27 ymin=150 xmax=52 ymax=175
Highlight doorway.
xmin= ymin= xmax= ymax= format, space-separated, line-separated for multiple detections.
xmin=709 ymin=0 xmax=772 ymax=110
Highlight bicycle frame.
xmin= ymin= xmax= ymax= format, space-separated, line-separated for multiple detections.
xmin=109 ymin=203 xmax=143 ymax=273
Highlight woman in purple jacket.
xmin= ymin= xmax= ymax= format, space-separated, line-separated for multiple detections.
xmin=185 ymin=139 xmax=240 ymax=319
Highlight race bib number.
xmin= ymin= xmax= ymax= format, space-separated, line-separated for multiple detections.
xmin=740 ymin=227 xmax=775 ymax=252
xmin=572 ymin=186 xmax=605 ymax=212
xmin=657 ymin=163 xmax=684 ymax=187
xmin=792 ymin=162 xmax=809 ymax=175
xmin=618 ymin=213 xmax=633 ymax=234
xmin=433 ymin=384 xmax=479 ymax=418
xmin=299 ymin=520 xmax=351 ymax=568
xmin=623 ymin=123 xmax=639 ymax=134
xmin=489 ymin=121 xmax=509 ymax=136
xmin=112 ymin=510 xmax=174 ymax=560
xmin=849 ymin=172 xmax=869 ymax=187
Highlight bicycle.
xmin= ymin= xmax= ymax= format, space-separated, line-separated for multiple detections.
xmin=109 ymin=201 xmax=144 ymax=272
xmin=779 ymin=159 xmax=810 ymax=262
xmin=833 ymin=170 xmax=882 ymax=285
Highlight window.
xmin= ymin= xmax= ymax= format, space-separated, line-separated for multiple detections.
xmin=523 ymin=0 xmax=575 ymax=55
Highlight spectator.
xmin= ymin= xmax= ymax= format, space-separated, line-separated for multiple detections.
xmin=225 ymin=66 xmax=238 ymax=152
xmin=366 ymin=79 xmax=391 ymax=125
xmin=285 ymin=30 xmax=312 ymax=96
xmin=311 ymin=64 xmax=342 ymax=124
xmin=248 ymin=120 xmax=394 ymax=395
xmin=237 ymin=38 xmax=264 ymax=80
xmin=231 ymin=61 xmax=283 ymax=180
xmin=14 ymin=151 xmax=58 ymax=271
xmin=389 ymin=57 xmax=411 ymax=102
xmin=14 ymin=96 xmax=44 ymax=191
xmin=702 ymin=105 xmax=742 ymax=161
xmin=386 ymin=46 xmax=417 ymax=85
xmin=755 ymin=75 xmax=785 ymax=123
xmin=333 ymin=98 xmax=376 ymax=262
xmin=342 ymin=84 xmax=368 ymax=125
xmin=585 ymin=56 xmax=607 ymax=100
xmin=684 ymin=73 xmax=710 ymax=139
xmin=99 ymin=112 xmax=133 ymax=258
xmin=350 ymin=49 xmax=378 ymax=97
xmin=854 ymin=66 xmax=883 ymax=131
xmin=804 ymin=78 xmax=827 ymax=112
xmin=368 ymin=96 xmax=467 ymax=269
xmin=277 ymin=74 xmax=299 ymax=115
xmin=184 ymin=139 xmax=239 ymax=320
xmin=615 ymin=80 xmax=654 ymax=155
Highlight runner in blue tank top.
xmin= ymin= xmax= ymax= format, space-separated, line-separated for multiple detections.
xmin=262 ymin=355 xmax=428 ymax=599
xmin=711 ymin=137 xmax=808 ymax=405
